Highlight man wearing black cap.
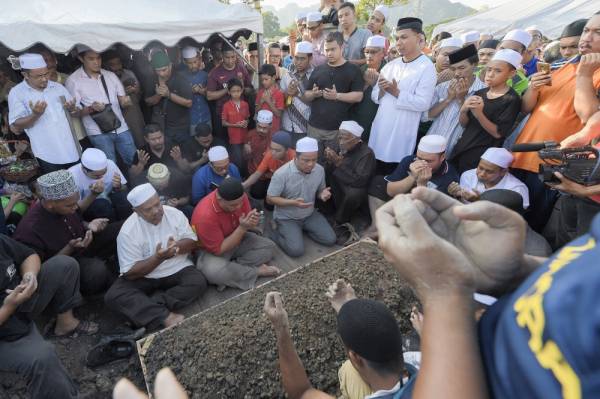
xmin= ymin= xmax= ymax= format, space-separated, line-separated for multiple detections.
xmin=264 ymin=287 xmax=415 ymax=399
xmin=369 ymin=17 xmax=437 ymax=171
xmin=551 ymin=19 xmax=588 ymax=70
xmin=192 ymin=178 xmax=280 ymax=290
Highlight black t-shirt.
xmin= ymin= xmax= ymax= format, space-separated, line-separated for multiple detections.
xmin=0 ymin=234 xmax=35 ymax=341
xmin=153 ymin=71 xmax=193 ymax=135
xmin=182 ymin=137 xmax=227 ymax=165
xmin=386 ymin=156 xmax=459 ymax=195
xmin=305 ymin=61 xmax=364 ymax=130
xmin=132 ymin=142 xmax=180 ymax=171
xmin=452 ymin=87 xmax=521 ymax=157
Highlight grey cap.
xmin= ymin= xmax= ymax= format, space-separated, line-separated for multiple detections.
xmin=37 ymin=170 xmax=79 ymax=200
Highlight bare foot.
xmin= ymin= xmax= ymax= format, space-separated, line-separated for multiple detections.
xmin=54 ymin=318 xmax=80 ymax=336
xmin=257 ymin=264 xmax=281 ymax=277
xmin=163 ymin=312 xmax=185 ymax=328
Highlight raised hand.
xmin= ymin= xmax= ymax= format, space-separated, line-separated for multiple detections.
xmin=319 ymin=187 xmax=332 ymax=202
xmin=28 ymin=100 xmax=47 ymax=116
xmin=88 ymin=218 xmax=109 ymax=233
xmin=137 ymin=150 xmax=150 ymax=167
xmin=112 ymin=173 xmax=122 ymax=191
xmin=264 ymin=291 xmax=289 ymax=331
xmin=325 ymin=279 xmax=357 ymax=313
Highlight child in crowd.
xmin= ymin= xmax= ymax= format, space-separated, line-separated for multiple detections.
xmin=221 ymin=78 xmax=250 ymax=174
xmin=255 ymin=64 xmax=284 ymax=133
xmin=450 ymin=49 xmax=522 ymax=174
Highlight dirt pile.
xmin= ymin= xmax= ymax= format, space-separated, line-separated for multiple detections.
xmin=140 ymin=241 xmax=418 ymax=398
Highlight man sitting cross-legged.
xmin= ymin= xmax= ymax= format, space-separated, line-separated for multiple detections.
xmin=104 ymin=184 xmax=207 ymax=329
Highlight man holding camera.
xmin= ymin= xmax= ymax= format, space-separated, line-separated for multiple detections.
xmin=510 ymin=13 xmax=600 ymax=231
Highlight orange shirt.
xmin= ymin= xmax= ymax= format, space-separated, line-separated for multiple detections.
xmin=512 ymin=63 xmax=600 ymax=173
xmin=256 ymin=149 xmax=296 ymax=179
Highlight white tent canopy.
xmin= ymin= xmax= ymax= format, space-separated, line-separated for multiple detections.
xmin=433 ymin=0 xmax=596 ymax=40
xmin=0 ymin=0 xmax=263 ymax=53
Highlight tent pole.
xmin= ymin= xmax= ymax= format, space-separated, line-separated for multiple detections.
xmin=257 ymin=33 xmax=264 ymax=69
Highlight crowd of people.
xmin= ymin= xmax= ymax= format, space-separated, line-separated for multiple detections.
xmin=0 ymin=2 xmax=599 ymax=398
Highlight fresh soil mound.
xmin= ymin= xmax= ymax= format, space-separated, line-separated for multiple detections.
xmin=139 ymin=241 xmax=418 ymax=398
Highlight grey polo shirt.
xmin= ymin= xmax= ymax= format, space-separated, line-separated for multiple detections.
xmin=342 ymin=28 xmax=372 ymax=61
xmin=267 ymin=160 xmax=326 ymax=221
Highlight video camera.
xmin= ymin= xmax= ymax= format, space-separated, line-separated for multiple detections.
xmin=511 ymin=141 xmax=600 ymax=186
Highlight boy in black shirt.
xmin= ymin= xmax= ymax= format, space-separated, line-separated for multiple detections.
xmin=451 ymin=49 xmax=522 ymax=174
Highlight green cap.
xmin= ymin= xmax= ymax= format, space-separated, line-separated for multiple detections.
xmin=151 ymin=51 xmax=171 ymax=69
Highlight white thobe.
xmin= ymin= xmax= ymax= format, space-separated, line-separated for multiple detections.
xmin=369 ymin=54 xmax=436 ymax=163
xmin=117 ymin=206 xmax=197 ymax=279
xmin=460 ymin=169 xmax=530 ymax=209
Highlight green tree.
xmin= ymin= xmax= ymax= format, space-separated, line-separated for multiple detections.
xmin=262 ymin=11 xmax=284 ymax=39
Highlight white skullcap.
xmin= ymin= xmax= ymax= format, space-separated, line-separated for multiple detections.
xmin=296 ymin=12 xmax=308 ymax=22
xmin=306 ymin=12 xmax=323 ymax=23
xmin=439 ymin=37 xmax=463 ymax=49
xmin=296 ymin=137 xmax=318 ymax=153
xmin=492 ymin=49 xmax=522 ymax=69
xmin=481 ymin=147 xmax=514 ymax=169
xmin=127 ymin=183 xmax=157 ymax=207
xmin=504 ymin=29 xmax=532 ymax=48
xmin=339 ymin=120 xmax=364 ymax=137
xmin=474 ymin=293 xmax=497 ymax=306
xmin=366 ymin=35 xmax=386 ymax=49
xmin=374 ymin=5 xmax=389 ymax=20
xmin=525 ymin=25 xmax=543 ymax=37
xmin=460 ymin=31 xmax=480 ymax=43
xmin=147 ymin=163 xmax=170 ymax=187
xmin=182 ymin=46 xmax=198 ymax=59
xmin=296 ymin=41 xmax=313 ymax=54
xmin=257 ymin=109 xmax=273 ymax=124
xmin=418 ymin=135 xmax=447 ymax=154
xmin=81 ymin=148 xmax=108 ymax=171
xmin=208 ymin=146 xmax=229 ymax=162
xmin=18 ymin=53 xmax=46 ymax=70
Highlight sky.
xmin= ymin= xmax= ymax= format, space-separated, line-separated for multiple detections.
xmin=257 ymin=0 xmax=513 ymax=10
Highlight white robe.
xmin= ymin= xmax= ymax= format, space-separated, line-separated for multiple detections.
xmin=368 ymin=54 xmax=436 ymax=163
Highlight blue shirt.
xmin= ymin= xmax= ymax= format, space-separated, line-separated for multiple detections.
xmin=283 ymin=55 xmax=293 ymax=70
xmin=385 ymin=156 xmax=459 ymax=196
xmin=523 ymin=57 xmax=539 ymax=77
xmin=479 ymin=214 xmax=600 ymax=399
xmin=191 ymin=163 xmax=241 ymax=204
xmin=183 ymin=69 xmax=210 ymax=125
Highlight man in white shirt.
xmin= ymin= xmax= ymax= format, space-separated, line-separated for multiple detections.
xmin=448 ymin=147 xmax=530 ymax=209
xmin=104 ymin=184 xmax=207 ymax=329
xmin=65 ymin=45 xmax=136 ymax=167
xmin=8 ymin=54 xmax=81 ymax=174
xmin=68 ymin=148 xmax=130 ymax=222
xmin=369 ymin=17 xmax=436 ymax=170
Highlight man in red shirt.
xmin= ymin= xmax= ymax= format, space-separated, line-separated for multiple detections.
xmin=191 ymin=178 xmax=280 ymax=290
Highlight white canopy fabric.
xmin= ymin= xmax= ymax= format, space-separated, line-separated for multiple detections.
xmin=0 ymin=0 xmax=263 ymax=53
xmin=433 ymin=0 xmax=597 ymax=40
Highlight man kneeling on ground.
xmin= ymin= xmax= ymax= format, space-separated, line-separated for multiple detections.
xmin=267 ymin=137 xmax=336 ymax=257
xmin=264 ymin=284 xmax=416 ymax=399
xmin=192 ymin=178 xmax=280 ymax=291
xmin=105 ymin=184 xmax=207 ymax=330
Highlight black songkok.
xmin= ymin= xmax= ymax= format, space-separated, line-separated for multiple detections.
xmin=448 ymin=44 xmax=478 ymax=65
xmin=217 ymin=178 xmax=244 ymax=201
xmin=337 ymin=299 xmax=402 ymax=363
xmin=396 ymin=17 xmax=423 ymax=33
xmin=560 ymin=19 xmax=588 ymax=39
xmin=248 ymin=42 xmax=258 ymax=52
xmin=479 ymin=39 xmax=500 ymax=50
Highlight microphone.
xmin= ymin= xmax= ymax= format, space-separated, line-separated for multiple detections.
xmin=511 ymin=141 xmax=557 ymax=152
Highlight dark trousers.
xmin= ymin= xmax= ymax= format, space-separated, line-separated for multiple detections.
xmin=249 ymin=178 xmax=274 ymax=211
xmin=331 ymin=179 xmax=368 ymax=224
xmin=104 ymin=266 xmax=207 ymax=329
xmin=375 ymin=160 xmax=397 ymax=176
xmin=82 ymin=191 xmax=132 ymax=222
xmin=0 ymin=255 xmax=82 ymax=399
xmin=544 ymin=194 xmax=600 ymax=250
xmin=36 ymin=158 xmax=78 ymax=175
xmin=229 ymin=143 xmax=247 ymax=177
xmin=76 ymin=221 xmax=123 ymax=295
xmin=511 ymin=168 xmax=558 ymax=232
xmin=451 ymin=146 xmax=487 ymax=175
